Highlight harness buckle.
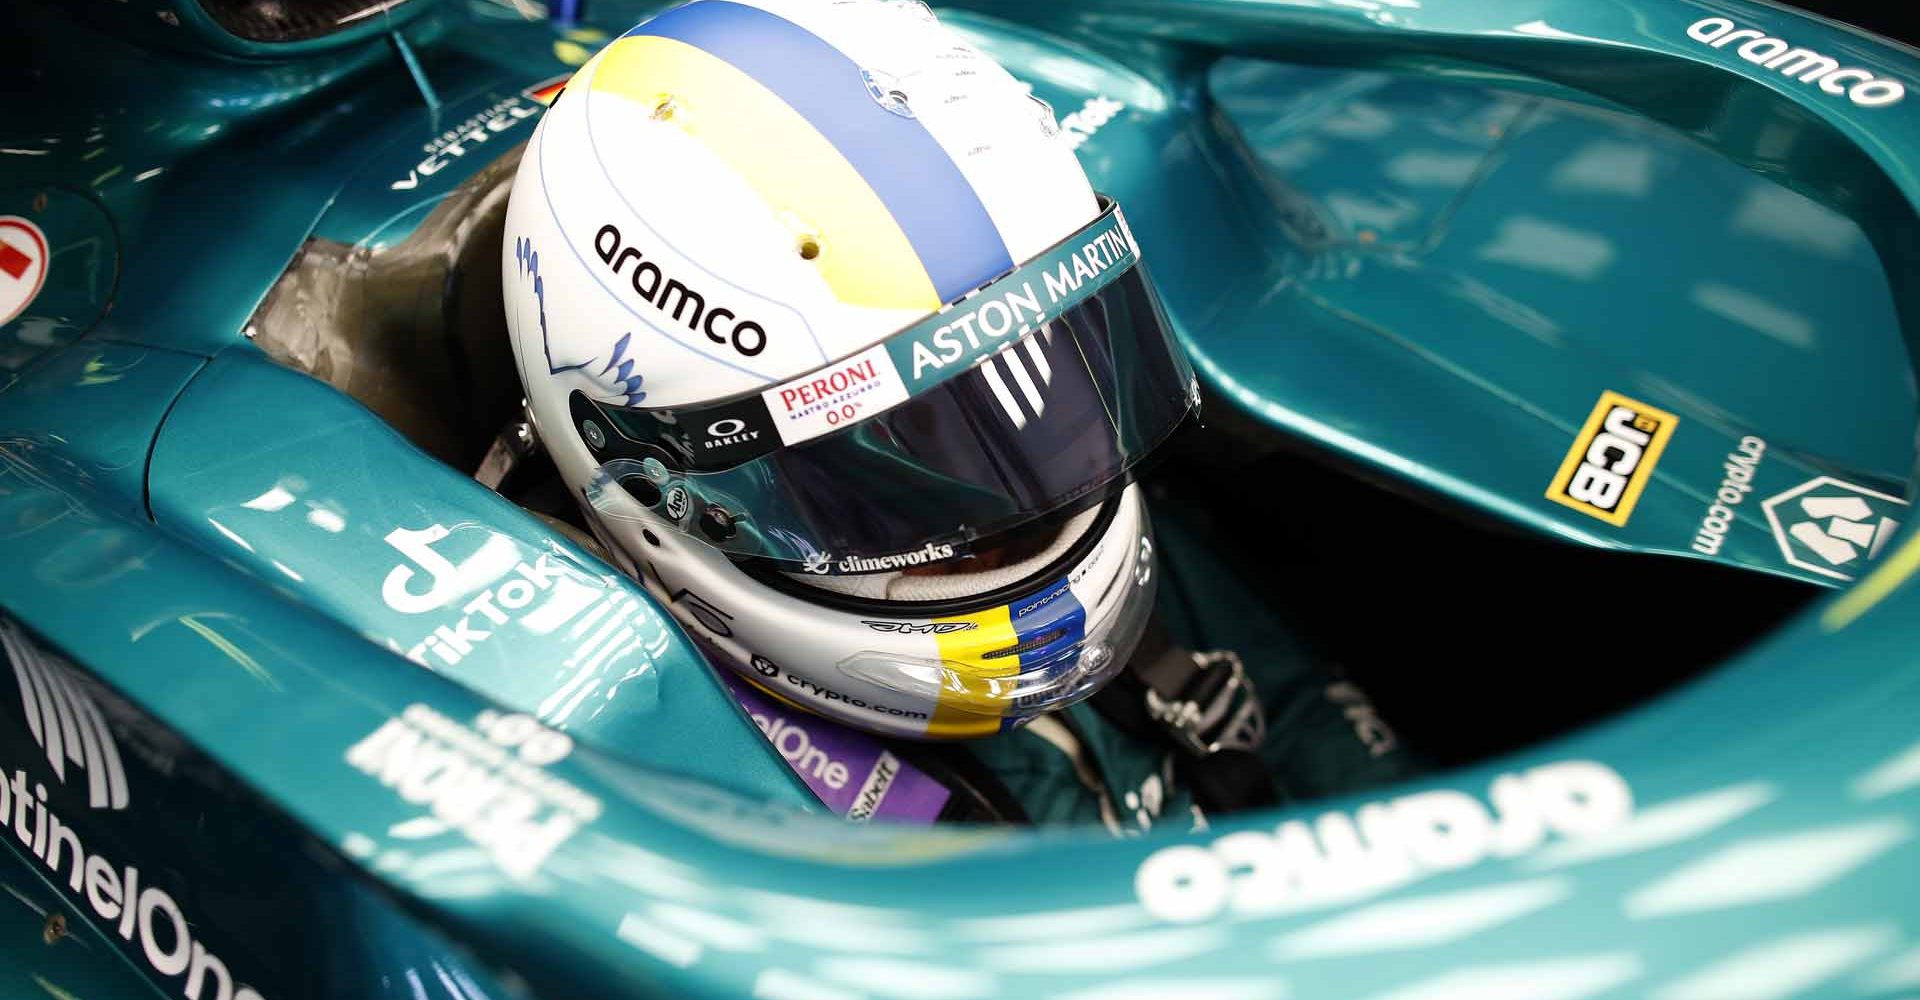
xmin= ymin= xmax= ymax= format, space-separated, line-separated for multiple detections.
xmin=1143 ymin=649 xmax=1265 ymax=755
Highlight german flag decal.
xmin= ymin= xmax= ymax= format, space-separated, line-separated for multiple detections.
xmin=522 ymin=74 xmax=571 ymax=106
xmin=1547 ymin=391 xmax=1679 ymax=527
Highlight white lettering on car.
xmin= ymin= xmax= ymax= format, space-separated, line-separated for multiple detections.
xmin=1692 ymin=436 xmax=1768 ymax=556
xmin=344 ymin=705 xmax=600 ymax=879
xmin=1134 ymin=760 xmax=1633 ymax=923
xmin=391 ymin=97 xmax=541 ymax=191
xmin=1059 ymin=95 xmax=1126 ymax=151
xmin=1687 ymin=17 xmax=1905 ymax=108
xmin=379 ymin=524 xmax=668 ymax=672
xmin=2 ymin=637 xmax=268 ymax=1000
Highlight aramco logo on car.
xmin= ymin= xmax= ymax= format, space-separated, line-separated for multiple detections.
xmin=1135 ymin=761 xmax=1634 ymax=923
xmin=1687 ymin=17 xmax=1905 ymax=107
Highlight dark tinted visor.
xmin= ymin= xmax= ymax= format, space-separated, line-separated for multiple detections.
xmin=577 ymin=202 xmax=1197 ymax=573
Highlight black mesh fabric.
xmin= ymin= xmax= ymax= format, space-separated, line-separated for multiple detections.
xmin=195 ymin=0 xmax=410 ymax=42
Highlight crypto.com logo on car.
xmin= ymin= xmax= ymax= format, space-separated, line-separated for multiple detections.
xmin=1762 ymin=476 xmax=1908 ymax=582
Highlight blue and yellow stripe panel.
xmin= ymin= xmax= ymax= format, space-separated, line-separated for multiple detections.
xmin=588 ymin=0 xmax=1014 ymax=315
xmin=928 ymin=579 xmax=1088 ymax=737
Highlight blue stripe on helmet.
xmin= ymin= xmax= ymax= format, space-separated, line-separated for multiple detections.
xmin=629 ymin=0 xmax=1014 ymax=303
xmin=1010 ymin=578 xmax=1087 ymax=672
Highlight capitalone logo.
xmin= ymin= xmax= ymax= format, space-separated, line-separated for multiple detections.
xmin=1 ymin=620 xmax=129 ymax=810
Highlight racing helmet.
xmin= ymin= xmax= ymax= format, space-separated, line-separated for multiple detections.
xmin=503 ymin=0 xmax=1197 ymax=738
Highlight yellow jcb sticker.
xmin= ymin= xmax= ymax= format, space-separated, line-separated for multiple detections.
xmin=1546 ymin=390 xmax=1679 ymax=527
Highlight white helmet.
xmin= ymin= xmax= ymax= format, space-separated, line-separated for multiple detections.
xmin=502 ymin=0 xmax=1197 ymax=738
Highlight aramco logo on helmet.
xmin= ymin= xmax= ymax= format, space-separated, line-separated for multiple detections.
xmin=593 ymin=223 xmax=768 ymax=357
xmin=1686 ymin=17 xmax=1905 ymax=107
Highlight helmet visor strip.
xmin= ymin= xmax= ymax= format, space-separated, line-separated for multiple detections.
xmin=581 ymin=198 xmax=1197 ymax=573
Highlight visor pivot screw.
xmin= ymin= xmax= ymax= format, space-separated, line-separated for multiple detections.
xmin=652 ymin=96 xmax=679 ymax=122
xmin=699 ymin=506 xmax=737 ymax=541
xmin=582 ymin=419 xmax=607 ymax=450
xmin=797 ymin=235 xmax=822 ymax=261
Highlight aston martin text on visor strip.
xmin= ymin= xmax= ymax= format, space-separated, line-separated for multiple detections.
xmin=665 ymin=199 xmax=1141 ymax=470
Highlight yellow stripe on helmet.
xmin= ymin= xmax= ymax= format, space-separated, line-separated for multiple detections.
xmin=590 ymin=35 xmax=942 ymax=314
xmin=925 ymin=605 xmax=1021 ymax=738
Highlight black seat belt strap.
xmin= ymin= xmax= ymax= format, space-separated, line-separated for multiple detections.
xmin=1092 ymin=621 xmax=1278 ymax=813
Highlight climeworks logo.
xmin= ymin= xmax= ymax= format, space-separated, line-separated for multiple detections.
xmin=1 ymin=619 xmax=128 ymax=810
xmin=1687 ymin=17 xmax=1905 ymax=107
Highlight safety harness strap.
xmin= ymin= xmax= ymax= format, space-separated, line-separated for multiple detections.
xmin=1093 ymin=621 xmax=1278 ymax=813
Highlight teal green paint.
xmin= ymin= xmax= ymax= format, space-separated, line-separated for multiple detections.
xmin=389 ymin=30 xmax=443 ymax=112
xmin=3 ymin=0 xmax=1920 ymax=998
xmin=0 ymin=186 xmax=119 ymax=376
xmin=146 ymin=350 xmax=813 ymax=808
xmin=0 ymin=341 xmax=205 ymax=515
xmin=313 ymin=81 xmax=549 ymax=249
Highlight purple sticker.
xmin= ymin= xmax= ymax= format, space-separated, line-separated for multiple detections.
xmin=719 ymin=672 xmax=950 ymax=823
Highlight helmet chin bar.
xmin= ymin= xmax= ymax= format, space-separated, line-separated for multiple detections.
xmin=616 ymin=483 xmax=1157 ymax=740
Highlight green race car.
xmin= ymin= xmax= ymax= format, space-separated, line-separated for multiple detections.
xmin=2 ymin=0 xmax=1918 ymax=998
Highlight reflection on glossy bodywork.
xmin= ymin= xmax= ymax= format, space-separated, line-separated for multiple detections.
xmin=3 ymin=1 xmax=1920 ymax=999
xmin=1202 ymin=58 xmax=1913 ymax=585
xmin=146 ymin=351 xmax=808 ymax=806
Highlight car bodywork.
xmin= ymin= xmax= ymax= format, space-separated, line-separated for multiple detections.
xmin=2 ymin=0 xmax=1920 ymax=997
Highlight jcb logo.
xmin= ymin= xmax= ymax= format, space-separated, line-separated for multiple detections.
xmin=1547 ymin=391 xmax=1678 ymax=526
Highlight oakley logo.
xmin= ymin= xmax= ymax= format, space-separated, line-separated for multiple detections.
xmin=862 ymin=621 xmax=976 ymax=635
xmin=702 ymin=416 xmax=761 ymax=451
xmin=2 ymin=620 xmax=129 ymax=810
xmin=980 ymin=326 xmax=1056 ymax=430
xmin=1687 ymin=18 xmax=1905 ymax=108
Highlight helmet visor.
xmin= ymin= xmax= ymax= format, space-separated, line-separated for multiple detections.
xmin=579 ymin=204 xmax=1196 ymax=574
